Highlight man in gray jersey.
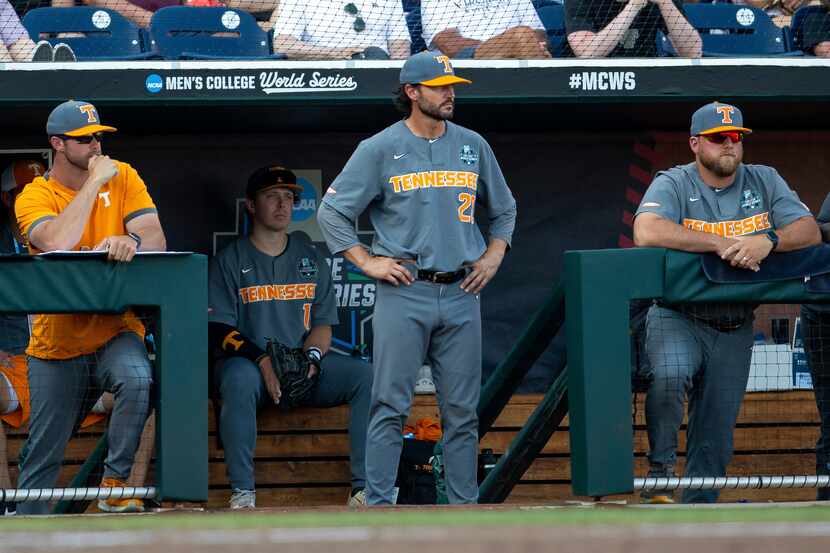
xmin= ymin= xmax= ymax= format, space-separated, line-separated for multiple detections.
xmin=800 ymin=192 xmax=830 ymax=501
xmin=317 ymin=50 xmax=517 ymax=505
xmin=208 ymin=165 xmax=373 ymax=509
xmin=633 ymin=101 xmax=820 ymax=503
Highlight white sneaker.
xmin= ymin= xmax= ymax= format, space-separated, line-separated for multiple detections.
xmin=347 ymin=489 xmax=366 ymax=507
xmin=52 ymin=42 xmax=77 ymax=62
xmin=414 ymin=365 xmax=435 ymax=394
xmin=229 ymin=489 xmax=255 ymax=509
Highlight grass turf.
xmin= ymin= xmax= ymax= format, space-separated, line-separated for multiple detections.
xmin=1 ymin=504 xmax=830 ymax=532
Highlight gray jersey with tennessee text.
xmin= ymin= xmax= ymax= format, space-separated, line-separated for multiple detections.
xmin=318 ymin=120 xmax=517 ymax=272
xmin=636 ymin=162 xmax=811 ymax=319
xmin=208 ymin=234 xmax=339 ymax=351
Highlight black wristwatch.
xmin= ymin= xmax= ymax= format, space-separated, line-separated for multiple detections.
xmin=127 ymin=232 xmax=142 ymax=251
xmin=765 ymin=230 xmax=779 ymax=251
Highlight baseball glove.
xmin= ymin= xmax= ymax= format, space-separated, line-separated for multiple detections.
xmin=266 ymin=339 xmax=319 ymax=409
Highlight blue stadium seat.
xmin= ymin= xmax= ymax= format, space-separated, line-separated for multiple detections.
xmin=674 ymin=3 xmax=800 ymax=56
xmin=22 ymin=7 xmax=153 ymax=61
xmin=149 ymin=6 xmax=285 ymax=60
xmin=405 ymin=9 xmax=427 ymax=54
xmin=790 ymin=5 xmax=827 ymax=53
xmin=536 ymin=3 xmax=568 ymax=57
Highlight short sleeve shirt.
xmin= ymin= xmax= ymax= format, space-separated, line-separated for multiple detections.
xmin=209 ymin=235 xmax=339 ymax=351
xmin=421 ymin=0 xmax=544 ymax=48
xmin=274 ymin=0 xmax=409 ymax=53
xmin=14 ymin=161 xmax=157 ymax=359
xmin=564 ymin=0 xmax=686 ymax=57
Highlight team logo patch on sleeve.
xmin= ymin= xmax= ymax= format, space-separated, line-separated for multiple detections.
xmin=298 ymin=257 xmax=318 ymax=279
xmin=459 ymin=145 xmax=478 ymax=165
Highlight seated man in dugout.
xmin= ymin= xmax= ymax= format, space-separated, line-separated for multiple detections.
xmin=633 ymin=101 xmax=820 ymax=503
xmin=270 ymin=0 xmax=411 ymax=59
xmin=421 ymin=0 xmax=551 ymax=59
xmin=565 ymin=0 xmax=701 ymax=58
xmin=208 ymin=165 xmax=372 ymax=509
xmin=13 ymin=100 xmax=167 ymax=515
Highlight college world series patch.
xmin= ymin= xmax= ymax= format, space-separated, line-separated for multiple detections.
xmin=459 ymin=145 xmax=478 ymax=165
xmin=298 ymin=257 xmax=318 ymax=279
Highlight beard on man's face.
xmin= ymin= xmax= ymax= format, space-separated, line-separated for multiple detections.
xmin=698 ymin=145 xmax=741 ymax=178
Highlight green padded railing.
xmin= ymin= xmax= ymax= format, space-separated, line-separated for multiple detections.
xmin=565 ymin=248 xmax=830 ymax=498
xmin=0 ymin=254 xmax=207 ymax=502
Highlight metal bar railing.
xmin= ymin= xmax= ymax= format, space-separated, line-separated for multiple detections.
xmin=636 ymin=475 xmax=830 ymax=491
xmin=2 ymin=486 xmax=157 ymax=503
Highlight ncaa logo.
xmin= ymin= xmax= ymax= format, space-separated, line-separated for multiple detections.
xmin=292 ymin=177 xmax=318 ymax=222
xmin=145 ymin=74 xmax=163 ymax=94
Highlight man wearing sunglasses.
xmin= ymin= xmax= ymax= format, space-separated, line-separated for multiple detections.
xmin=13 ymin=100 xmax=167 ymax=514
xmin=270 ymin=0 xmax=411 ymax=60
xmin=633 ymin=101 xmax=820 ymax=504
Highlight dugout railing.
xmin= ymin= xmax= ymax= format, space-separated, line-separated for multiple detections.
xmin=565 ymin=247 xmax=830 ymax=498
xmin=0 ymin=253 xmax=207 ymax=505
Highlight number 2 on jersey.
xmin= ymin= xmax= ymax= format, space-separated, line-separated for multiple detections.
xmin=457 ymin=192 xmax=476 ymax=223
xmin=302 ymin=303 xmax=311 ymax=330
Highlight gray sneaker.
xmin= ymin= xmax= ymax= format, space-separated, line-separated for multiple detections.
xmin=640 ymin=464 xmax=676 ymax=504
xmin=52 ymin=43 xmax=76 ymax=62
xmin=347 ymin=488 xmax=366 ymax=507
xmin=31 ymin=40 xmax=53 ymax=62
xmin=229 ymin=489 xmax=255 ymax=509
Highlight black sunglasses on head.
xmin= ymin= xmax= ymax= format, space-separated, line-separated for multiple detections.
xmin=56 ymin=132 xmax=104 ymax=144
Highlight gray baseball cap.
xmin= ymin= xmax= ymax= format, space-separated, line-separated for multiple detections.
xmin=690 ymin=101 xmax=752 ymax=136
xmin=399 ymin=50 xmax=471 ymax=87
xmin=46 ymin=100 xmax=117 ymax=137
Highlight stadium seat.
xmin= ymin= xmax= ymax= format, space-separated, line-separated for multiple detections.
xmin=536 ymin=3 xmax=568 ymax=57
xmin=671 ymin=3 xmax=800 ymax=56
xmin=22 ymin=7 xmax=153 ymax=61
xmin=149 ymin=6 xmax=285 ymax=60
xmin=790 ymin=5 xmax=827 ymax=53
xmin=405 ymin=9 xmax=428 ymax=54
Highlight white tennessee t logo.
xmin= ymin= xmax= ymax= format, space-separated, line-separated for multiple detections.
xmin=98 ymin=191 xmax=111 ymax=207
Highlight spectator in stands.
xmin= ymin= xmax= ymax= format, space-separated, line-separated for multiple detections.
xmin=732 ymin=0 xmax=810 ymax=28
xmin=633 ymin=101 xmax=820 ymax=503
xmin=421 ymin=0 xmax=551 ymax=59
xmin=63 ymin=0 xmax=224 ymax=31
xmin=565 ymin=0 xmax=701 ymax=58
xmin=13 ymin=100 xmax=166 ymax=515
xmin=270 ymin=0 xmax=410 ymax=59
xmin=208 ymin=165 xmax=372 ymax=509
xmin=1 ymin=0 xmax=76 ymax=61
xmin=799 ymin=0 xmax=830 ymax=56
xmin=800 ymin=191 xmax=830 ymax=501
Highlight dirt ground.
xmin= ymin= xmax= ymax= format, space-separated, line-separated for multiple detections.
xmin=3 ymin=521 xmax=830 ymax=553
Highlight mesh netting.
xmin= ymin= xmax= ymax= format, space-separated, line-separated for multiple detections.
xmin=1 ymin=0 xmax=829 ymax=61
xmin=630 ymin=300 xmax=830 ymax=502
xmin=0 ymin=306 xmax=157 ymax=515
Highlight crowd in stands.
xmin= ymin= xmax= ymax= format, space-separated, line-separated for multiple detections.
xmin=3 ymin=0 xmax=830 ymax=59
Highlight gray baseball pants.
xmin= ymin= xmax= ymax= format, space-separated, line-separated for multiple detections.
xmin=215 ymin=352 xmax=372 ymax=492
xmin=17 ymin=332 xmax=152 ymax=515
xmin=366 ymin=278 xmax=482 ymax=505
xmin=641 ymin=305 xmax=753 ymax=503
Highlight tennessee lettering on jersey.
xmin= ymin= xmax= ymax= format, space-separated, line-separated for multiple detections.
xmin=239 ymin=283 xmax=316 ymax=304
xmin=389 ymin=171 xmax=478 ymax=194
xmin=683 ymin=212 xmax=771 ymax=238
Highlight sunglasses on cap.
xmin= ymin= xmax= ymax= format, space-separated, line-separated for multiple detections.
xmin=56 ymin=132 xmax=105 ymax=144
xmin=343 ymin=3 xmax=366 ymax=33
xmin=700 ymin=132 xmax=744 ymax=144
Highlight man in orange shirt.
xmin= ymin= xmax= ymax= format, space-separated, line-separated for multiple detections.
xmin=14 ymin=100 xmax=166 ymax=515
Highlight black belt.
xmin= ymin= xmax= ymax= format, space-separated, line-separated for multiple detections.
xmin=417 ymin=268 xmax=467 ymax=284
